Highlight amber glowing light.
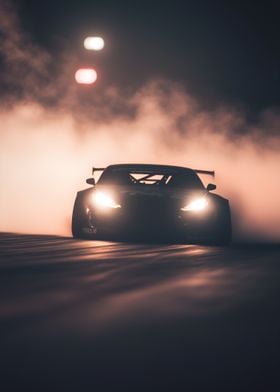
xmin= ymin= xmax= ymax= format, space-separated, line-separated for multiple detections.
xmin=93 ymin=191 xmax=121 ymax=209
xmin=75 ymin=68 xmax=97 ymax=85
xmin=181 ymin=197 xmax=208 ymax=212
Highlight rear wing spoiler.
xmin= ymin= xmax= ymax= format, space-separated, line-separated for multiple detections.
xmin=194 ymin=169 xmax=215 ymax=177
xmin=92 ymin=167 xmax=105 ymax=175
xmin=92 ymin=166 xmax=215 ymax=177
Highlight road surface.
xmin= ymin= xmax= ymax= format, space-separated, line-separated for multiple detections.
xmin=1 ymin=233 xmax=280 ymax=391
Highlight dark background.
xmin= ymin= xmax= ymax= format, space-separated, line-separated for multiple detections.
xmin=1 ymin=3 xmax=280 ymax=389
xmin=17 ymin=0 xmax=280 ymax=113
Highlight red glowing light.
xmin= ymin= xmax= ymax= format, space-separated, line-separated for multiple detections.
xmin=75 ymin=68 xmax=97 ymax=84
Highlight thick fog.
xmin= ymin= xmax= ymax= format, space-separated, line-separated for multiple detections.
xmin=1 ymin=2 xmax=280 ymax=241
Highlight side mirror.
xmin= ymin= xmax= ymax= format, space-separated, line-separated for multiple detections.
xmin=86 ymin=177 xmax=95 ymax=186
xmin=207 ymin=183 xmax=216 ymax=191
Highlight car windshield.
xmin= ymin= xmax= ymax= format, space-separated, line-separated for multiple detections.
xmin=98 ymin=168 xmax=204 ymax=189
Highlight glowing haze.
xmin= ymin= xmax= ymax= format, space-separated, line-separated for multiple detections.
xmin=0 ymin=2 xmax=280 ymax=241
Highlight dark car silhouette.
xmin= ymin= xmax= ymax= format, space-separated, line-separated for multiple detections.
xmin=72 ymin=164 xmax=231 ymax=244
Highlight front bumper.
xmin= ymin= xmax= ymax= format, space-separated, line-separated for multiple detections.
xmin=86 ymin=205 xmax=216 ymax=241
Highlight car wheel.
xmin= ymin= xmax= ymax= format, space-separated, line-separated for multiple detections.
xmin=211 ymin=204 xmax=232 ymax=245
xmin=71 ymin=194 xmax=96 ymax=239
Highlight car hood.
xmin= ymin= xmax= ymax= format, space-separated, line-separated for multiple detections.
xmin=95 ymin=184 xmax=207 ymax=204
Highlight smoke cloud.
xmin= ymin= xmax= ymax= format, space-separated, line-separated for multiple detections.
xmin=0 ymin=1 xmax=280 ymax=241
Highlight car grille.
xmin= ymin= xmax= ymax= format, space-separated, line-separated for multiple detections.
xmin=124 ymin=194 xmax=176 ymax=225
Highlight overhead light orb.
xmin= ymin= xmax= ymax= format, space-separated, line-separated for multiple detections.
xmin=75 ymin=68 xmax=97 ymax=84
xmin=84 ymin=36 xmax=105 ymax=51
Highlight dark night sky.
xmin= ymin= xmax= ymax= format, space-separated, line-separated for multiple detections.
xmin=12 ymin=0 xmax=280 ymax=112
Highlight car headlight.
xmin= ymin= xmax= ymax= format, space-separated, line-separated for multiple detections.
xmin=93 ymin=191 xmax=121 ymax=209
xmin=181 ymin=197 xmax=208 ymax=212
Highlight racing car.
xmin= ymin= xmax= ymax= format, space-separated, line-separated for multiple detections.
xmin=71 ymin=163 xmax=232 ymax=244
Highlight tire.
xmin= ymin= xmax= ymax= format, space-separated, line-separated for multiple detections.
xmin=211 ymin=202 xmax=232 ymax=245
xmin=71 ymin=194 xmax=90 ymax=239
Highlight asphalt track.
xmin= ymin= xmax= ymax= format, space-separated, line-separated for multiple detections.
xmin=1 ymin=233 xmax=280 ymax=391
